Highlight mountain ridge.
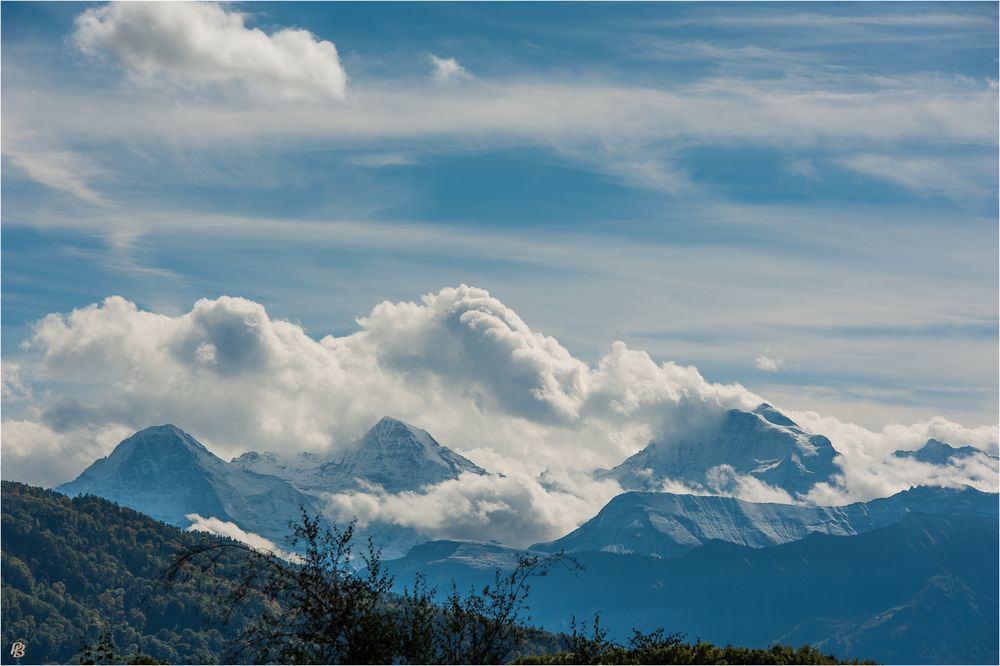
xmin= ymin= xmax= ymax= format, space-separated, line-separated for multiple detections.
xmin=893 ymin=438 xmax=998 ymax=465
xmin=529 ymin=484 xmax=997 ymax=558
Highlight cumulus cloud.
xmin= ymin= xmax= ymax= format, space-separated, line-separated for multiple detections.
xmin=2 ymin=286 xmax=996 ymax=541
xmin=430 ymin=55 xmax=471 ymax=83
xmin=0 ymin=419 xmax=133 ymax=488
xmin=185 ymin=513 xmax=301 ymax=562
xmin=73 ymin=2 xmax=347 ymax=101
xmin=5 ymin=286 xmax=760 ymax=481
xmin=791 ymin=410 xmax=999 ymax=504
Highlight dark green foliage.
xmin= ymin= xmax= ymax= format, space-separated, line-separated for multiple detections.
xmin=168 ymin=509 xmax=576 ymax=664
xmin=1 ymin=481 xmax=247 ymax=664
xmin=516 ymin=616 xmax=876 ymax=665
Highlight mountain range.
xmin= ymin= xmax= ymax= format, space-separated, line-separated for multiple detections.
xmin=383 ymin=511 xmax=998 ymax=664
xmin=45 ymin=405 xmax=999 ymax=663
xmin=54 ymin=424 xmax=323 ymax=546
xmin=55 ymin=417 xmax=489 ymax=556
xmin=531 ymin=485 xmax=998 ymax=558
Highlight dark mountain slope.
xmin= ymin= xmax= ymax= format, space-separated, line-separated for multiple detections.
xmin=386 ymin=512 xmax=999 ymax=664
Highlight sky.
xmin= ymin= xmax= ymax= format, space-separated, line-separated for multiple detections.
xmin=1 ymin=2 xmax=998 ymax=537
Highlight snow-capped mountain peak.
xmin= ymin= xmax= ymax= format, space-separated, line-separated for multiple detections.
xmin=232 ymin=416 xmax=487 ymax=494
xmin=55 ymin=424 xmax=322 ymax=545
xmin=596 ymin=403 xmax=840 ymax=496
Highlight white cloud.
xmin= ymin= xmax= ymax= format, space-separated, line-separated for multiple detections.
xmin=3 ymin=63 xmax=994 ymax=197
xmin=0 ymin=419 xmax=133 ymax=488
xmin=15 ymin=74 xmax=994 ymax=147
xmin=754 ymin=351 xmax=787 ymax=372
xmin=791 ymin=410 xmax=999 ymax=504
xmin=325 ymin=469 xmax=624 ymax=548
xmin=430 ymin=55 xmax=471 ymax=83
xmin=3 ymin=286 xmax=761 ymax=486
xmin=655 ymin=465 xmax=795 ymax=505
xmin=3 ymin=285 xmax=995 ymax=529
xmin=185 ymin=513 xmax=301 ymax=562
xmin=73 ymin=2 xmax=347 ymax=101
xmin=703 ymin=464 xmax=795 ymax=504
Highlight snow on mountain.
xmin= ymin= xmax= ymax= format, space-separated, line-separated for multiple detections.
xmin=232 ymin=416 xmax=487 ymax=493
xmin=229 ymin=450 xmax=331 ymax=493
xmin=595 ymin=403 xmax=840 ymax=496
xmin=530 ymin=485 xmax=997 ymax=559
xmin=893 ymin=438 xmax=998 ymax=465
xmin=53 ymin=418 xmax=488 ymax=559
xmin=55 ymin=424 xmax=322 ymax=546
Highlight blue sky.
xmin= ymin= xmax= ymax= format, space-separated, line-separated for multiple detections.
xmin=2 ymin=0 xmax=998 ymax=444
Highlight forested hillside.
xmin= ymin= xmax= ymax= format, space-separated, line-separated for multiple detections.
xmin=1 ymin=482 xmax=252 ymax=664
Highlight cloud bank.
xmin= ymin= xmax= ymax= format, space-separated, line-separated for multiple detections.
xmin=1 ymin=286 xmax=996 ymax=544
xmin=74 ymin=2 xmax=347 ymax=101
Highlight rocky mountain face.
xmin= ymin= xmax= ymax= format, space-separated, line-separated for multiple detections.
xmin=595 ymin=403 xmax=840 ymax=496
xmin=529 ymin=485 xmax=998 ymax=558
xmin=54 ymin=424 xmax=322 ymax=546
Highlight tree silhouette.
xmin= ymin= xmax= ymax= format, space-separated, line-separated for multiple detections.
xmin=167 ymin=509 xmax=576 ymax=664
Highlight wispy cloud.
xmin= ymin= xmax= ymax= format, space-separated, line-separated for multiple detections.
xmin=4 ymin=73 xmax=994 ymax=199
xmin=839 ymin=153 xmax=998 ymax=199
xmin=3 ymin=144 xmax=110 ymax=205
xmin=348 ymin=152 xmax=418 ymax=167
xmin=656 ymin=12 xmax=996 ymax=30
